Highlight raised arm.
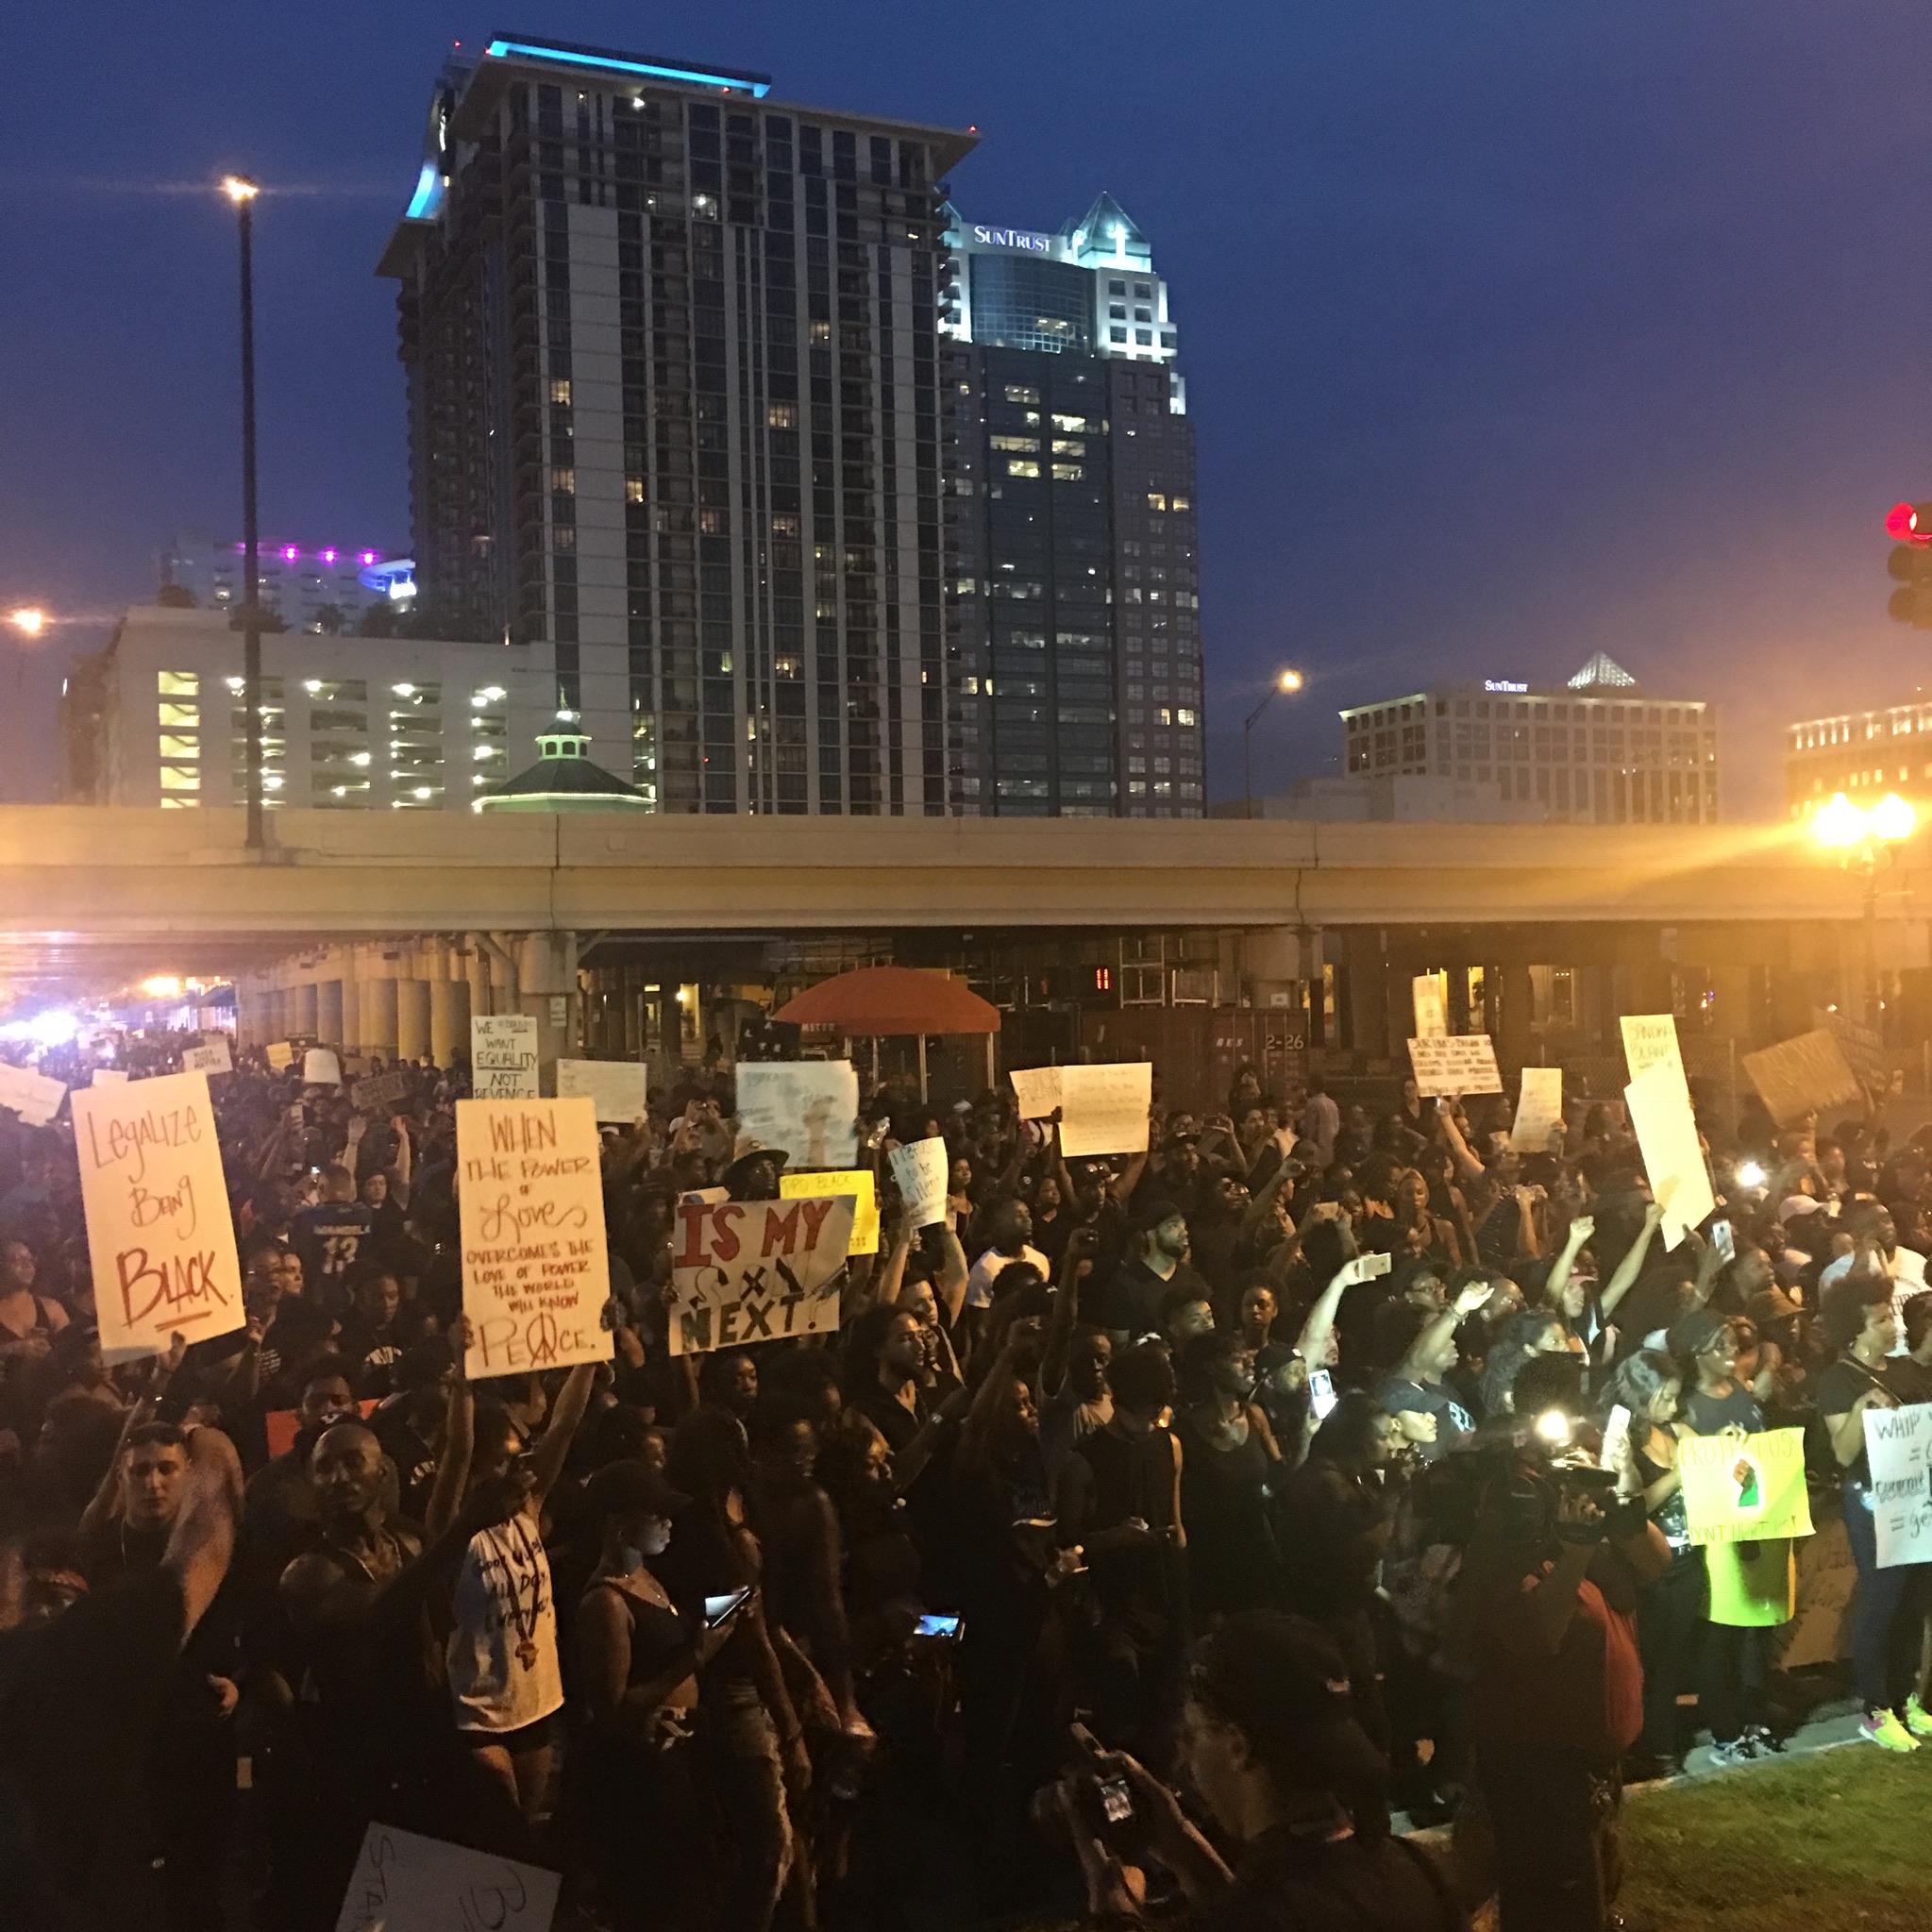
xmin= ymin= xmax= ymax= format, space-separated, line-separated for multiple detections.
xmin=936 ymin=1221 xmax=969 ymax=1328
xmin=1542 ymin=1215 xmax=1593 ymax=1314
xmin=425 ymin=1326 xmax=476 ymax=1541
xmin=529 ymin=1357 xmax=599 ymax=1512
xmin=1041 ymin=1227 xmax=1098 ymax=1396
xmin=1397 ymin=1278 xmax=1494 ymax=1385
xmin=1597 ymin=1201 xmax=1664 ymax=1319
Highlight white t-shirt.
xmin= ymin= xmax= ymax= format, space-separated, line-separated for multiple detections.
xmin=447 ymin=1507 xmax=563 ymax=1735
xmin=965 ymin=1243 xmax=1050 ymax=1310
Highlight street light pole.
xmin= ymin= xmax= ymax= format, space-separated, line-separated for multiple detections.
xmin=225 ymin=176 xmax=263 ymax=851
xmin=1242 ymin=668 xmax=1303 ymax=818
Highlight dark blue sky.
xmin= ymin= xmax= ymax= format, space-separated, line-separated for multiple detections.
xmin=2 ymin=2 xmax=1926 ymax=813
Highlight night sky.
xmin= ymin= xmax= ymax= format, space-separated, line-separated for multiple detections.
xmin=2 ymin=2 xmax=1926 ymax=815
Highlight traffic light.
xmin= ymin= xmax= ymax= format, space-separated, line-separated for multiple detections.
xmin=1887 ymin=502 xmax=1932 ymax=629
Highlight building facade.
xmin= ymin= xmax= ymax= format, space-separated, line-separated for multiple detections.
xmin=378 ymin=36 xmax=974 ymax=815
xmin=1785 ymin=697 xmax=1932 ymax=817
xmin=158 ymin=531 xmax=414 ymax=631
xmin=70 ymin=605 xmax=546 ymax=812
xmin=1336 ymin=653 xmax=1722 ymax=825
xmin=941 ymin=200 xmax=1204 ymax=816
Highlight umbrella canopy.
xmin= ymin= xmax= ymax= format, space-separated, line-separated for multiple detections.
xmin=773 ymin=965 xmax=1001 ymax=1036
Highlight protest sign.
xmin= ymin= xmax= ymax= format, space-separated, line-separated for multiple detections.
xmin=73 ymin=1070 xmax=242 ymax=1363
xmin=1863 ymin=1402 xmax=1932 ymax=1568
xmin=891 ymin=1135 xmax=950 ymax=1228
xmin=1058 ymin=1061 xmax=1153 ymax=1158
xmin=668 ymin=1194 xmax=855 ymax=1355
xmin=555 ymin=1057 xmax=647 ymax=1123
xmin=456 ymin=1096 xmax=611 ymax=1379
xmin=1678 ymin=1427 xmax=1811 ymax=1546
xmin=471 ymin=1015 xmax=540 ymax=1099
xmin=351 ymin=1067 xmax=412 ymax=1115
xmin=1009 ymin=1065 xmax=1064 ymax=1120
xmin=1827 ymin=1013 xmax=1896 ymax=1099
xmin=265 ymin=1041 xmax=294 ymax=1071
xmin=1741 ymin=1029 xmax=1863 ymax=1128
xmin=1509 ymin=1065 xmax=1563 ymax=1153
xmin=1620 ymin=1014 xmax=1682 ymax=1082
xmin=1623 ymin=1053 xmax=1715 ymax=1249
xmin=1405 ymin=1033 xmax=1503 ymax=1099
xmin=734 ymin=1061 xmax=859 ymax=1168
xmin=0 ymin=1062 xmax=66 ymax=1126
xmin=1775 ymin=1516 xmax=1856 ymax=1670
xmin=92 ymin=1068 xmax=128 ymax=1085
xmin=267 ymin=1398 xmax=378 ymax=1460
xmin=181 ymin=1037 xmax=231 ymax=1076
xmin=1411 ymin=974 xmax=1448 ymax=1040
xmin=334 ymin=1822 xmax=560 ymax=1932
xmin=304 ymin=1048 xmax=343 ymax=1086
xmin=780 ymin=1168 xmax=879 ymax=1254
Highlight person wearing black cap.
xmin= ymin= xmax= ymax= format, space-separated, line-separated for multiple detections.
xmin=725 ymin=1145 xmax=790 ymax=1203
xmin=1097 ymin=1200 xmax=1208 ymax=1344
xmin=1052 ymin=1610 xmax=1462 ymax=1928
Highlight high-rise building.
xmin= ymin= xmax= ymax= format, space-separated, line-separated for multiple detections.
xmin=1335 ymin=654 xmax=1722 ymax=824
xmin=941 ymin=201 xmax=1204 ymax=816
xmin=378 ymin=36 xmax=975 ymax=815
xmin=158 ymin=530 xmax=414 ymax=631
xmin=1785 ymin=695 xmax=1932 ymax=817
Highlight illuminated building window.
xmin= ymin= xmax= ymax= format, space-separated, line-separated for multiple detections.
xmin=1006 ymin=460 xmax=1040 ymax=479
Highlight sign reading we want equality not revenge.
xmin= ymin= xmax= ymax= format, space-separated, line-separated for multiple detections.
xmin=458 ymin=1096 xmax=612 ymax=1379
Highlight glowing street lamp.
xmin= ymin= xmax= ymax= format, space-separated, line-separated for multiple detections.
xmin=1243 ymin=668 xmax=1306 ymax=818
xmin=7 ymin=608 xmax=47 ymax=637
xmin=222 ymin=174 xmax=265 ymax=850
xmin=1810 ymin=790 xmax=1918 ymax=1027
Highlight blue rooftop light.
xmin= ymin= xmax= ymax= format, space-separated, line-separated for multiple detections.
xmin=483 ymin=36 xmax=771 ymax=96
xmin=404 ymin=161 xmax=445 ymax=221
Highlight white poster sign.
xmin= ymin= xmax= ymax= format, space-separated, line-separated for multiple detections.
xmin=1010 ymin=1065 xmax=1064 ymax=1120
xmin=890 ymin=1135 xmax=950 ymax=1229
xmin=1058 ymin=1061 xmax=1154 ymax=1159
xmin=1509 ymin=1065 xmax=1564 ymax=1153
xmin=457 ymin=1096 xmax=612 ymax=1378
xmin=265 ymin=1041 xmax=294 ymax=1071
xmin=555 ymin=1057 xmax=647 ymax=1123
xmin=181 ymin=1038 xmax=232 ymax=1076
xmin=0 ymin=1062 xmax=67 ymax=1126
xmin=1865 ymin=1402 xmax=1932 ymax=1569
xmin=669 ymin=1195 xmax=855 ymax=1354
xmin=1621 ymin=1013 xmax=1683 ymax=1083
xmin=92 ymin=1068 xmax=129 ymax=1086
xmin=1624 ymin=1053 xmax=1715 ymax=1249
xmin=334 ymin=1822 xmax=560 ymax=1932
xmin=471 ymin=1015 xmax=540 ymax=1099
xmin=73 ymin=1070 xmax=243 ymax=1363
xmin=1406 ymin=1033 xmax=1504 ymax=1099
xmin=734 ymin=1060 xmax=859 ymax=1168
xmin=303 ymin=1047 xmax=343 ymax=1086
xmin=1411 ymin=974 xmax=1448 ymax=1040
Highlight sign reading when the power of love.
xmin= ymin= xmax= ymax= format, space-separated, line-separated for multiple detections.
xmin=668 ymin=1195 xmax=855 ymax=1355
xmin=73 ymin=1069 xmax=242 ymax=1364
xmin=457 ymin=1097 xmax=612 ymax=1379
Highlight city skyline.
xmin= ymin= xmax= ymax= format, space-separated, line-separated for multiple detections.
xmin=3 ymin=2 xmax=1928 ymax=817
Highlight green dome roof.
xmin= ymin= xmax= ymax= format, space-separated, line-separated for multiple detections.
xmin=474 ymin=731 xmax=652 ymax=813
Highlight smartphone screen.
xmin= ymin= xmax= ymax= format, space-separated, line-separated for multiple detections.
xmin=1309 ymin=1369 xmax=1338 ymax=1420
xmin=1098 ymin=1777 xmax=1134 ymax=1825
xmin=1711 ymin=1219 xmax=1735 ymax=1265
xmin=703 ymin=1588 xmax=750 ymax=1627
xmin=1600 ymin=1403 xmax=1633 ymax=1476
xmin=914 ymin=1612 xmax=963 ymax=1638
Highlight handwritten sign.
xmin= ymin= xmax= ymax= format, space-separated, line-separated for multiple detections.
xmin=1624 ymin=1053 xmax=1715 ymax=1250
xmin=780 ymin=1168 xmax=879 ymax=1254
xmin=669 ymin=1195 xmax=855 ymax=1355
xmin=73 ymin=1070 xmax=241 ymax=1364
xmin=1509 ymin=1065 xmax=1563 ymax=1153
xmin=555 ymin=1057 xmax=647 ymax=1123
xmin=92 ymin=1068 xmax=128 ymax=1086
xmin=457 ymin=1097 xmax=611 ymax=1379
xmin=1010 ymin=1065 xmax=1064 ymax=1120
xmin=1411 ymin=974 xmax=1448 ymax=1040
xmin=1406 ymin=1033 xmax=1503 ymax=1099
xmin=351 ymin=1067 xmax=412 ymax=1115
xmin=891 ymin=1135 xmax=949 ymax=1229
xmin=1058 ymin=1062 xmax=1153 ymax=1158
xmin=1678 ymin=1427 xmax=1811 ymax=1545
xmin=266 ymin=1041 xmax=294 ymax=1071
xmin=181 ymin=1038 xmax=231 ymax=1076
xmin=0 ymin=1062 xmax=65 ymax=1126
xmin=1620 ymin=1014 xmax=1682 ymax=1083
xmin=333 ymin=1822 xmax=559 ymax=1932
xmin=1865 ymin=1403 xmax=1932 ymax=1568
xmin=734 ymin=1061 xmax=859 ymax=1168
xmin=472 ymin=1015 xmax=540 ymax=1099
xmin=1741 ymin=1029 xmax=1863 ymax=1128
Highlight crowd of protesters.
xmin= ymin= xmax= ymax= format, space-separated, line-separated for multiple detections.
xmin=2 ymin=1031 xmax=1929 ymax=1932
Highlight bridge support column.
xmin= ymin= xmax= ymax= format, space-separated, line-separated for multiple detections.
xmin=316 ymin=980 xmax=344 ymax=1047
xmin=339 ymin=977 xmax=361 ymax=1058
xmin=361 ymin=979 xmax=398 ymax=1062
xmin=396 ymin=981 xmax=432 ymax=1064
xmin=430 ymin=978 xmax=470 ymax=1067
xmin=291 ymin=983 xmax=319 ymax=1040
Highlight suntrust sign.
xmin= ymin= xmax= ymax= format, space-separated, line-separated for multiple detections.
xmin=1484 ymin=680 xmax=1528 ymax=694
xmin=972 ymin=225 xmax=1054 ymax=253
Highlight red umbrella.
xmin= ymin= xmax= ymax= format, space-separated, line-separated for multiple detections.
xmin=773 ymin=965 xmax=1000 ymax=1036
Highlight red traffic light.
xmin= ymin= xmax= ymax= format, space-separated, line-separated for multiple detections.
xmin=1888 ymin=502 xmax=1931 ymax=546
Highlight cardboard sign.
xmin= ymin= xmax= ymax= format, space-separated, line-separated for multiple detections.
xmin=73 ymin=1069 xmax=243 ymax=1364
xmin=1741 ymin=1029 xmax=1863 ymax=1129
xmin=1864 ymin=1402 xmax=1932 ymax=1568
xmin=780 ymin=1168 xmax=880 ymax=1254
xmin=333 ymin=1822 xmax=560 ymax=1932
xmin=351 ymin=1067 xmax=412 ymax=1115
xmin=1406 ymin=1033 xmax=1504 ymax=1099
xmin=457 ymin=1096 xmax=612 ymax=1379
xmin=472 ymin=1015 xmax=540 ymax=1099
xmin=1678 ymin=1427 xmax=1812 ymax=1546
xmin=1009 ymin=1065 xmax=1064 ymax=1120
xmin=1775 ymin=1515 xmax=1856 ymax=1670
xmin=1624 ymin=1053 xmax=1715 ymax=1249
xmin=1411 ymin=974 xmax=1448 ymax=1040
xmin=1058 ymin=1061 xmax=1153 ymax=1158
xmin=265 ymin=1041 xmax=295 ymax=1071
xmin=1827 ymin=1014 xmax=1894 ymax=1099
xmin=555 ymin=1057 xmax=647 ymax=1123
xmin=668 ymin=1195 xmax=855 ymax=1355
xmin=1620 ymin=1014 xmax=1682 ymax=1083
xmin=1509 ymin=1065 xmax=1563 ymax=1153
xmin=0 ymin=1061 xmax=66 ymax=1127
xmin=734 ymin=1061 xmax=859 ymax=1168
xmin=890 ymin=1135 xmax=949 ymax=1229
xmin=304 ymin=1047 xmax=343 ymax=1086
xmin=181 ymin=1038 xmax=231 ymax=1076
xmin=92 ymin=1068 xmax=128 ymax=1085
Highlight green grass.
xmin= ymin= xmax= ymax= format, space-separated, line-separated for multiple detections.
xmin=1620 ymin=1745 xmax=1932 ymax=1930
